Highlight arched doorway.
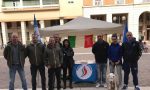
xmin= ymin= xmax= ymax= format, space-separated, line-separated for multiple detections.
xmin=139 ymin=11 xmax=150 ymax=41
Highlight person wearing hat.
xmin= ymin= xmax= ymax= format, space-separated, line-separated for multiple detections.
xmin=108 ymin=33 xmax=122 ymax=88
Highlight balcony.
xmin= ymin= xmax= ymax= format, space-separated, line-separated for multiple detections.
xmin=2 ymin=0 xmax=59 ymax=12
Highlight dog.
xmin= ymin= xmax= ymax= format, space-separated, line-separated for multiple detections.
xmin=107 ymin=73 xmax=119 ymax=90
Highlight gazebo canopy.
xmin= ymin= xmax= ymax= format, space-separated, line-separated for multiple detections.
xmin=39 ymin=17 xmax=123 ymax=36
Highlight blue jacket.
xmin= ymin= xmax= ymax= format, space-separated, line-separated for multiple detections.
xmin=108 ymin=43 xmax=122 ymax=62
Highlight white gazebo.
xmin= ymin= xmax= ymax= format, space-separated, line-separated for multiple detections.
xmin=39 ymin=16 xmax=123 ymax=36
xmin=39 ymin=17 xmax=123 ymax=48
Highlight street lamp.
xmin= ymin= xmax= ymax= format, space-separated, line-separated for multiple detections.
xmin=30 ymin=21 xmax=34 ymax=25
xmin=122 ymin=16 xmax=126 ymax=21
xmin=113 ymin=16 xmax=117 ymax=22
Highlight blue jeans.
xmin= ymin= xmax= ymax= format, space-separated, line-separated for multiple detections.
xmin=97 ymin=63 xmax=107 ymax=84
xmin=9 ymin=64 xmax=27 ymax=90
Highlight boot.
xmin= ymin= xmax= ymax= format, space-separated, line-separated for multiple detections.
xmin=69 ymin=82 xmax=73 ymax=89
xmin=63 ymin=80 xmax=66 ymax=89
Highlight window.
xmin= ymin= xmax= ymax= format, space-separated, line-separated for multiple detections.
xmin=116 ymin=0 xmax=125 ymax=4
xmin=143 ymin=0 xmax=150 ymax=3
xmin=112 ymin=14 xmax=128 ymax=24
xmin=0 ymin=22 xmax=1 ymax=30
xmin=91 ymin=15 xmax=106 ymax=21
xmin=8 ymin=33 xmax=12 ymax=41
xmin=26 ymin=32 xmax=30 ymax=40
xmin=64 ymin=19 xmax=72 ymax=24
xmin=7 ymin=22 xmax=12 ymax=29
xmin=93 ymin=0 xmax=103 ymax=6
xmin=51 ymin=20 xmax=60 ymax=26
xmin=16 ymin=22 xmax=21 ymax=29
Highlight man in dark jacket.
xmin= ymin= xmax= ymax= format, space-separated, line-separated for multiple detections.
xmin=26 ymin=34 xmax=46 ymax=90
xmin=44 ymin=37 xmax=63 ymax=90
xmin=3 ymin=33 xmax=27 ymax=90
xmin=122 ymin=32 xmax=142 ymax=90
xmin=92 ymin=35 xmax=109 ymax=88
xmin=53 ymin=34 xmax=63 ymax=48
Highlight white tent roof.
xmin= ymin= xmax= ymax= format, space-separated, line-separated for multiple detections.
xmin=39 ymin=17 xmax=123 ymax=36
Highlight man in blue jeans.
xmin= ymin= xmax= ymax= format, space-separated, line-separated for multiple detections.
xmin=122 ymin=32 xmax=142 ymax=90
xmin=92 ymin=35 xmax=109 ymax=88
xmin=3 ymin=33 xmax=27 ymax=90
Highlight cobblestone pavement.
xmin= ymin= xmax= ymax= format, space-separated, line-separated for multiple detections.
xmin=0 ymin=48 xmax=150 ymax=89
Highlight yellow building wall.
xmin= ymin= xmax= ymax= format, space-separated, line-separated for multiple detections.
xmin=0 ymin=0 xmax=83 ymax=22
xmin=59 ymin=0 xmax=83 ymax=18
xmin=126 ymin=0 xmax=134 ymax=4
xmin=104 ymin=0 xmax=115 ymax=5
xmin=0 ymin=0 xmax=2 ymax=12
xmin=0 ymin=10 xmax=60 ymax=22
xmin=83 ymin=0 xmax=93 ymax=6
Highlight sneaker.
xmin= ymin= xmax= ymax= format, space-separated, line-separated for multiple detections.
xmin=135 ymin=86 xmax=140 ymax=90
xmin=96 ymin=83 xmax=101 ymax=87
xmin=122 ymin=84 xmax=128 ymax=90
xmin=103 ymin=83 xmax=107 ymax=88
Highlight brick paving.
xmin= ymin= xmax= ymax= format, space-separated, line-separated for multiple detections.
xmin=0 ymin=47 xmax=150 ymax=89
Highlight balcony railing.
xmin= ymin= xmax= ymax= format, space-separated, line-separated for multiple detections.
xmin=23 ymin=0 xmax=40 ymax=6
xmin=3 ymin=1 xmax=21 ymax=7
xmin=2 ymin=0 xmax=59 ymax=12
xmin=43 ymin=0 xmax=59 ymax=5
xmin=3 ymin=0 xmax=59 ymax=7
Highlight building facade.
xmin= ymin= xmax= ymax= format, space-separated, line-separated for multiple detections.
xmin=0 ymin=0 xmax=83 ymax=46
xmin=83 ymin=0 xmax=150 ymax=41
xmin=0 ymin=0 xmax=150 ymax=47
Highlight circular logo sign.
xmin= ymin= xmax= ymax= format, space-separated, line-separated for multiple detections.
xmin=76 ymin=64 xmax=92 ymax=80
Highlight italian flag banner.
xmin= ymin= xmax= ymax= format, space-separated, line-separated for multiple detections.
xmin=84 ymin=35 xmax=93 ymax=48
xmin=68 ymin=36 xmax=76 ymax=48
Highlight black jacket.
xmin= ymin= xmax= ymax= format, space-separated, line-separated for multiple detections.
xmin=122 ymin=39 xmax=142 ymax=63
xmin=92 ymin=40 xmax=109 ymax=63
xmin=26 ymin=42 xmax=45 ymax=65
xmin=62 ymin=47 xmax=74 ymax=67
xmin=3 ymin=41 xmax=26 ymax=68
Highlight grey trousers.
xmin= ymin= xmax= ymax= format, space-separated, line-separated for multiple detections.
xmin=109 ymin=63 xmax=122 ymax=86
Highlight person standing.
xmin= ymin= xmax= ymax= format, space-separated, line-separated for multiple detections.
xmin=92 ymin=35 xmax=109 ymax=87
xmin=108 ymin=34 xmax=122 ymax=88
xmin=44 ymin=37 xmax=63 ymax=90
xmin=26 ymin=34 xmax=46 ymax=90
xmin=53 ymin=34 xmax=63 ymax=48
xmin=62 ymin=39 xmax=74 ymax=89
xmin=122 ymin=32 xmax=142 ymax=90
xmin=3 ymin=33 xmax=27 ymax=90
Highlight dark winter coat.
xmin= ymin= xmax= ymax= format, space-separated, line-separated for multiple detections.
xmin=92 ymin=40 xmax=109 ymax=63
xmin=122 ymin=39 xmax=142 ymax=63
xmin=44 ymin=44 xmax=63 ymax=68
xmin=26 ymin=42 xmax=45 ymax=65
xmin=62 ymin=47 xmax=74 ymax=68
xmin=3 ymin=42 xmax=26 ymax=68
